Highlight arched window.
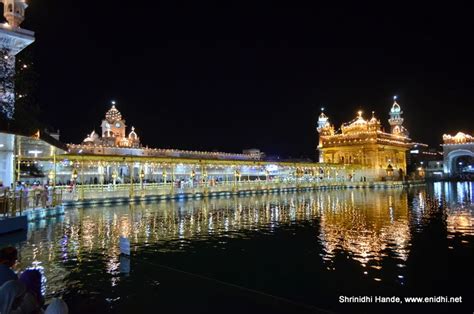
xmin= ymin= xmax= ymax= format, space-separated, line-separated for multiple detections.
xmin=8 ymin=4 xmax=13 ymax=12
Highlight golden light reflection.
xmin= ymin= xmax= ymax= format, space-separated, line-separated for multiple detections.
xmin=13 ymin=189 xmax=439 ymax=297
xmin=317 ymin=190 xmax=411 ymax=265
xmin=447 ymin=210 xmax=474 ymax=236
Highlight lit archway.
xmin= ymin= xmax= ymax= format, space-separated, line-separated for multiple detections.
xmin=444 ymin=149 xmax=474 ymax=174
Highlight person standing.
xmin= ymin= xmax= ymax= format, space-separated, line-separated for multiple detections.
xmin=0 ymin=247 xmax=18 ymax=287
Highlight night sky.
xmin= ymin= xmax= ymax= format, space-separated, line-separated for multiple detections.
xmin=8 ymin=1 xmax=474 ymax=158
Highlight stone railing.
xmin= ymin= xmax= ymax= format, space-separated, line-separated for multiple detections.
xmin=0 ymin=189 xmax=63 ymax=218
xmin=60 ymin=179 xmax=424 ymax=205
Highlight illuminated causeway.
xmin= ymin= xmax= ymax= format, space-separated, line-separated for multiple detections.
xmin=7 ymin=101 xmax=423 ymax=208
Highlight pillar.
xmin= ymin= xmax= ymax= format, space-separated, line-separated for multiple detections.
xmin=129 ymin=162 xmax=134 ymax=198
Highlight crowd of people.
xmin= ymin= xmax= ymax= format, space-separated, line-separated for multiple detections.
xmin=0 ymin=182 xmax=57 ymax=211
xmin=0 ymin=247 xmax=69 ymax=314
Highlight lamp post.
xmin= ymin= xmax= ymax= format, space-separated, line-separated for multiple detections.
xmin=171 ymin=166 xmax=175 ymax=195
xmin=386 ymin=164 xmax=394 ymax=180
xmin=112 ymin=169 xmax=118 ymax=186
xmin=140 ymin=168 xmax=145 ymax=189
xmin=71 ymin=168 xmax=78 ymax=198
xmin=417 ymin=167 xmax=425 ymax=179
xmin=52 ymin=147 xmax=57 ymax=189
xmin=202 ymin=170 xmax=208 ymax=185
xmin=235 ymin=169 xmax=241 ymax=183
xmin=48 ymin=170 xmax=55 ymax=186
xmin=80 ymin=160 xmax=85 ymax=200
xmin=71 ymin=169 xmax=78 ymax=183
xmin=129 ymin=162 xmax=134 ymax=198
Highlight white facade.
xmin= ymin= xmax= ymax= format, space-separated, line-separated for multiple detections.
xmin=442 ymin=132 xmax=474 ymax=176
xmin=73 ymin=105 xmax=262 ymax=161
xmin=0 ymin=132 xmax=14 ymax=187
xmin=0 ymin=0 xmax=34 ymax=119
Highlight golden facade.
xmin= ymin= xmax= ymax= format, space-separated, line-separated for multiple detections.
xmin=317 ymin=99 xmax=412 ymax=180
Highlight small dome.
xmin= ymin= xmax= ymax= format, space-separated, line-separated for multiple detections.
xmin=83 ymin=130 xmax=98 ymax=143
xmin=351 ymin=111 xmax=367 ymax=126
xmin=105 ymin=105 xmax=122 ymax=123
xmin=319 ymin=111 xmax=328 ymax=121
xmin=341 ymin=111 xmax=370 ymax=135
xmin=369 ymin=111 xmax=378 ymax=124
xmin=391 ymin=101 xmax=401 ymax=113
xmin=128 ymin=126 xmax=138 ymax=140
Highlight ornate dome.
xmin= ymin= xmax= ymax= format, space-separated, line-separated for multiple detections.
xmin=369 ymin=111 xmax=378 ymax=124
xmin=341 ymin=111 xmax=372 ymax=135
xmin=319 ymin=111 xmax=328 ymax=121
xmin=128 ymin=126 xmax=138 ymax=140
xmin=317 ymin=109 xmax=335 ymax=136
xmin=105 ymin=105 xmax=122 ymax=123
xmin=390 ymin=101 xmax=401 ymax=113
xmin=83 ymin=130 xmax=98 ymax=143
xmin=353 ymin=111 xmax=367 ymax=125
xmin=347 ymin=111 xmax=367 ymax=126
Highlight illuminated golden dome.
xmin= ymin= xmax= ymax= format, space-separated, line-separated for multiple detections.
xmin=341 ymin=111 xmax=369 ymax=134
xmin=369 ymin=111 xmax=378 ymax=124
xmin=352 ymin=111 xmax=367 ymax=125
xmin=105 ymin=105 xmax=122 ymax=123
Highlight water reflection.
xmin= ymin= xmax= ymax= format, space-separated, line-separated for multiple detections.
xmin=10 ymin=183 xmax=474 ymax=302
xmin=432 ymin=181 xmax=474 ymax=205
xmin=317 ymin=189 xmax=410 ymax=266
xmin=431 ymin=182 xmax=474 ymax=237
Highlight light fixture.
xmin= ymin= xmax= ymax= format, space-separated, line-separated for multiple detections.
xmin=28 ymin=150 xmax=42 ymax=157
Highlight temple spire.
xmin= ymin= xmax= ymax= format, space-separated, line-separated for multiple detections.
xmin=388 ymin=96 xmax=408 ymax=136
xmin=1 ymin=0 xmax=28 ymax=28
xmin=317 ymin=107 xmax=329 ymax=132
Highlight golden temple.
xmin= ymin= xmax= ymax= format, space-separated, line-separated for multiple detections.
xmin=317 ymin=98 xmax=412 ymax=180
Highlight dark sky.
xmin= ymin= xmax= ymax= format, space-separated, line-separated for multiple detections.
xmin=9 ymin=1 xmax=474 ymax=157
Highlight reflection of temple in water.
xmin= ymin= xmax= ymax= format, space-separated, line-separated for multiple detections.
xmin=447 ymin=212 xmax=474 ymax=236
xmin=316 ymin=189 xmax=411 ymax=265
xmin=15 ymin=189 xmax=417 ymax=295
